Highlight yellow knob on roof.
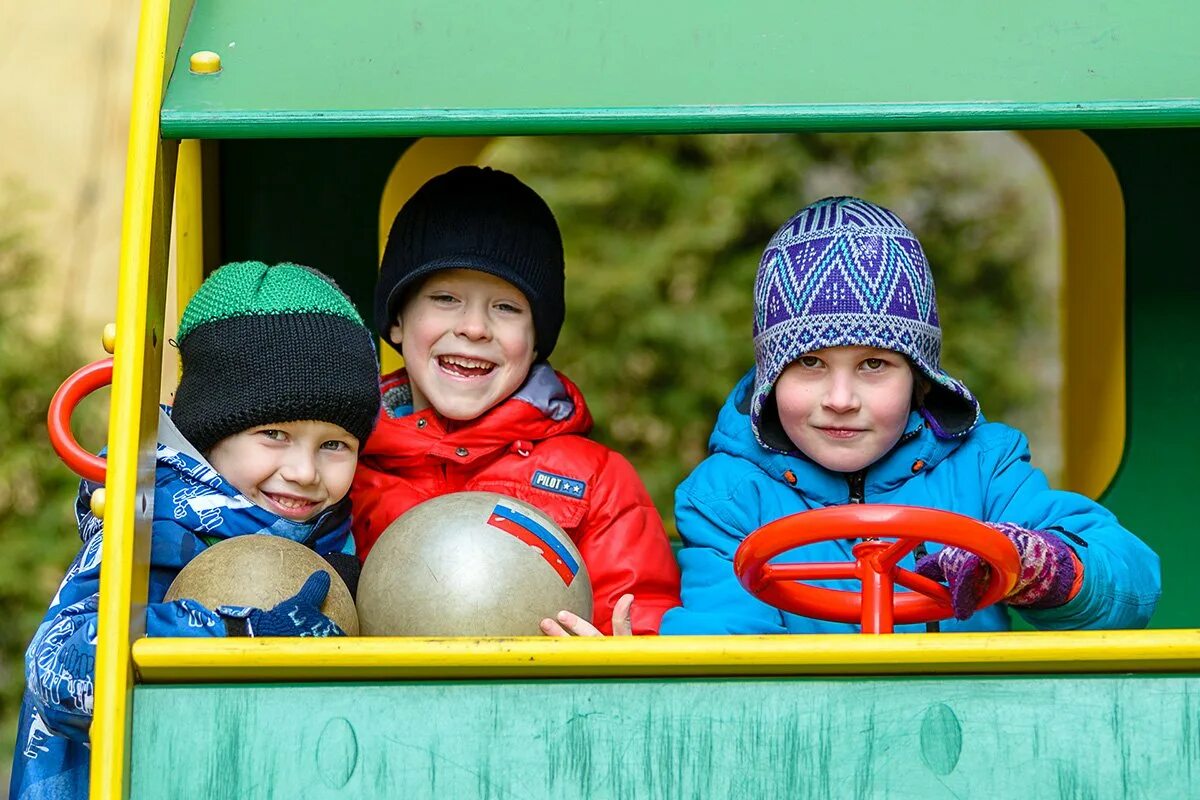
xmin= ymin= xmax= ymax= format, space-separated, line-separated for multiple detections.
xmin=189 ymin=51 xmax=222 ymax=75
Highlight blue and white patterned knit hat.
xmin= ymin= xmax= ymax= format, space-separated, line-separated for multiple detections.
xmin=751 ymin=196 xmax=980 ymax=451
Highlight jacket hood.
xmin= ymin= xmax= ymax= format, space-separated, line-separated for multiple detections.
xmin=710 ymin=369 xmax=967 ymax=505
xmin=74 ymin=409 xmax=355 ymax=556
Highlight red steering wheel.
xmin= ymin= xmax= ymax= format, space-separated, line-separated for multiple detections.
xmin=47 ymin=358 xmax=112 ymax=484
xmin=734 ymin=505 xmax=1021 ymax=633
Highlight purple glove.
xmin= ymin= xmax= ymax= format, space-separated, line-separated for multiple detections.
xmin=914 ymin=523 xmax=1078 ymax=620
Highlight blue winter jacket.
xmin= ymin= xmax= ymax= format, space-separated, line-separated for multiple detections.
xmin=9 ymin=412 xmax=356 ymax=800
xmin=659 ymin=370 xmax=1161 ymax=635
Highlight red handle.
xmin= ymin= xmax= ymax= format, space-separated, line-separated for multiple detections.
xmin=47 ymin=358 xmax=112 ymax=484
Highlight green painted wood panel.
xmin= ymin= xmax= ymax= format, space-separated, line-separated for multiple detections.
xmin=132 ymin=676 xmax=1200 ymax=797
xmin=162 ymin=1 xmax=1200 ymax=138
xmin=1090 ymin=129 xmax=1200 ymax=630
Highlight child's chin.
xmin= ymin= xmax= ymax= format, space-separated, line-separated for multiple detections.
xmin=428 ymin=393 xmax=502 ymax=421
xmin=807 ymin=451 xmax=876 ymax=473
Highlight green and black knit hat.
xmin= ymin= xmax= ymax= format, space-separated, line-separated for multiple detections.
xmin=171 ymin=261 xmax=381 ymax=453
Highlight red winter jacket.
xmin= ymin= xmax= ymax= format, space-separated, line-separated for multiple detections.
xmin=351 ymin=365 xmax=681 ymax=634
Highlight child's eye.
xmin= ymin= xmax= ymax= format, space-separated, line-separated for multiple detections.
xmin=320 ymin=440 xmax=350 ymax=452
xmin=862 ymin=358 xmax=886 ymax=370
xmin=495 ymin=302 xmax=524 ymax=314
xmin=258 ymin=429 xmax=285 ymax=441
xmin=798 ymin=355 xmax=822 ymax=368
xmin=428 ymin=292 xmax=458 ymax=304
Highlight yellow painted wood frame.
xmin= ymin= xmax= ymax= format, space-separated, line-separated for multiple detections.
xmin=174 ymin=140 xmax=205 ymax=336
xmin=132 ymin=629 xmax=1200 ymax=682
xmin=89 ymin=1 xmax=190 ymax=797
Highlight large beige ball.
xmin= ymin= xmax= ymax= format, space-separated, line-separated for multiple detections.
xmin=357 ymin=491 xmax=592 ymax=636
xmin=164 ymin=534 xmax=359 ymax=635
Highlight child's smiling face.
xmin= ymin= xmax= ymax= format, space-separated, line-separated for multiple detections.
xmin=206 ymin=420 xmax=360 ymax=521
xmin=774 ymin=345 xmax=914 ymax=473
xmin=390 ymin=269 xmax=537 ymax=421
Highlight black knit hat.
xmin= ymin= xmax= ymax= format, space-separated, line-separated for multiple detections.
xmin=172 ymin=261 xmax=382 ymax=453
xmin=375 ymin=166 xmax=565 ymax=360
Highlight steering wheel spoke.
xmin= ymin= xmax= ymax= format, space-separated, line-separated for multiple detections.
xmin=871 ymin=537 xmax=922 ymax=569
xmin=893 ymin=567 xmax=952 ymax=605
xmin=763 ymin=562 xmax=857 ymax=583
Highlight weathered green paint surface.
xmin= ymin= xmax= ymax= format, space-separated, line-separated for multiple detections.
xmin=162 ymin=1 xmax=1200 ymax=137
xmin=1090 ymin=129 xmax=1200 ymax=630
xmin=131 ymin=676 xmax=1200 ymax=798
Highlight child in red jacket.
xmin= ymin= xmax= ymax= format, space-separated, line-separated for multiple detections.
xmin=351 ymin=166 xmax=680 ymax=634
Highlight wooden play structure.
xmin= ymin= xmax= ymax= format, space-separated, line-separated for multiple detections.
xmin=69 ymin=0 xmax=1200 ymax=796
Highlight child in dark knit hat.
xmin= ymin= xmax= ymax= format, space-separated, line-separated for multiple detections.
xmin=352 ymin=165 xmax=680 ymax=636
xmin=658 ymin=196 xmax=1160 ymax=635
xmin=11 ymin=261 xmax=381 ymax=800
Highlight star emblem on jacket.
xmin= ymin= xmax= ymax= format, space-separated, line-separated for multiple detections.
xmin=531 ymin=469 xmax=587 ymax=499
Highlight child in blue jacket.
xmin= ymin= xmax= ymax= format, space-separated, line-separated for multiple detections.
xmin=659 ymin=196 xmax=1160 ymax=635
xmin=10 ymin=261 xmax=382 ymax=800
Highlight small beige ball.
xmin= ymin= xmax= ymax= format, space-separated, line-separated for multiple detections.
xmin=164 ymin=534 xmax=359 ymax=635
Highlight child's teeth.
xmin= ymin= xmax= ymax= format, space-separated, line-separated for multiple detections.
xmin=275 ymin=496 xmax=309 ymax=509
xmin=442 ymin=356 xmax=492 ymax=370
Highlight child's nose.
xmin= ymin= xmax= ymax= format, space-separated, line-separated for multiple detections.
xmin=454 ymin=304 xmax=491 ymax=340
xmin=822 ymin=374 xmax=861 ymax=413
xmin=280 ymin=452 xmax=319 ymax=485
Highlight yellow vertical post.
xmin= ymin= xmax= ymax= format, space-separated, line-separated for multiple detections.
xmin=175 ymin=139 xmax=205 ymax=317
xmin=88 ymin=0 xmax=188 ymax=796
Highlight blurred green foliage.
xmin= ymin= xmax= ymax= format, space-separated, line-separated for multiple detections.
xmin=0 ymin=198 xmax=104 ymax=783
xmin=489 ymin=133 xmax=1056 ymax=531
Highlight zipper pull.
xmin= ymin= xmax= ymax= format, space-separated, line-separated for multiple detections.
xmin=847 ymin=470 xmax=866 ymax=504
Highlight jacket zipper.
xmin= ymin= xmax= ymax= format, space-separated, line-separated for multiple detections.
xmin=846 ymin=470 xmax=866 ymax=504
xmin=844 ymin=456 xmax=939 ymax=632
xmin=844 ymin=423 xmax=923 ymax=504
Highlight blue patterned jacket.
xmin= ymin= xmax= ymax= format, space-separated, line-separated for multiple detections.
xmin=660 ymin=370 xmax=1161 ymax=635
xmin=9 ymin=412 xmax=356 ymax=800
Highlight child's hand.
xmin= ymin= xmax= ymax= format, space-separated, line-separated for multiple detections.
xmin=914 ymin=523 xmax=1079 ymax=620
xmin=539 ymin=593 xmax=634 ymax=637
xmin=223 ymin=571 xmax=346 ymax=637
